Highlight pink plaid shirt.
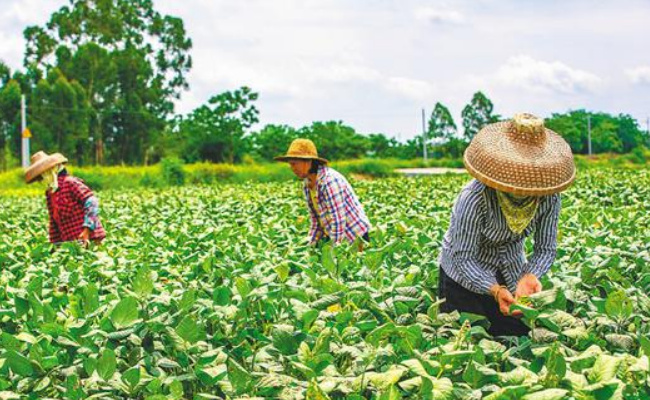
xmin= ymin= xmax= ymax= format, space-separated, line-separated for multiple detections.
xmin=303 ymin=165 xmax=370 ymax=245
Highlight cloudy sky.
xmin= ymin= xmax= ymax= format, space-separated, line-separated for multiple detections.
xmin=1 ymin=0 xmax=649 ymax=139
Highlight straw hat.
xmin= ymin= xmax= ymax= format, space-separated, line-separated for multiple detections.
xmin=25 ymin=151 xmax=68 ymax=184
xmin=463 ymin=113 xmax=575 ymax=196
xmin=274 ymin=138 xmax=328 ymax=163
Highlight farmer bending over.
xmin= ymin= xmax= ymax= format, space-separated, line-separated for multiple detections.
xmin=25 ymin=151 xmax=106 ymax=247
xmin=438 ymin=114 xmax=575 ymax=336
xmin=276 ymin=139 xmax=370 ymax=248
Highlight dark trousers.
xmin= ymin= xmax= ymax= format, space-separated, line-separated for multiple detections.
xmin=438 ymin=267 xmax=529 ymax=337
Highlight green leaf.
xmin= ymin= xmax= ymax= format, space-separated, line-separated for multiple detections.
xmin=588 ymin=354 xmax=621 ymax=384
xmin=235 ymin=277 xmax=252 ymax=298
xmin=213 ymin=286 xmax=232 ymax=306
xmin=483 ymin=385 xmax=529 ymax=400
xmin=97 ymin=348 xmax=117 ymax=381
xmin=272 ymin=325 xmax=304 ymax=355
xmin=521 ymin=389 xmax=569 ymax=400
xmin=604 ymin=289 xmax=633 ymax=320
xmin=366 ymin=322 xmax=396 ymax=346
xmin=5 ymin=350 xmax=34 ymax=377
xmin=227 ymin=358 xmax=252 ymax=395
xmin=275 ymin=263 xmax=290 ymax=282
xmin=133 ymin=266 xmax=154 ymax=298
xmin=321 ymin=243 xmax=337 ymax=276
xmin=639 ymin=335 xmax=650 ymax=358
xmin=306 ymin=379 xmax=331 ymax=400
xmin=81 ymin=283 xmax=100 ymax=315
xmin=462 ymin=360 xmax=498 ymax=388
xmin=196 ymin=365 xmax=227 ymax=386
xmin=122 ymin=367 xmax=141 ymax=389
xmin=110 ymin=297 xmax=140 ymax=329
xmin=378 ymin=384 xmax=402 ymax=400
xmin=176 ymin=315 xmax=206 ymax=344
xmin=179 ymin=289 xmax=196 ymax=312
xmin=169 ymin=380 xmax=183 ymax=399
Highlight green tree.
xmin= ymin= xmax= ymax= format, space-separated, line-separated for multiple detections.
xmin=461 ymin=91 xmax=499 ymax=141
xmin=179 ymin=87 xmax=259 ymax=163
xmin=545 ymin=110 xmax=646 ymax=154
xmin=248 ymin=124 xmax=298 ymax=161
xmin=428 ymin=102 xmax=457 ymax=140
xmin=0 ymin=77 xmax=22 ymax=171
xmin=29 ymin=69 xmax=91 ymax=165
xmin=23 ymin=0 xmax=192 ymax=165
xmin=301 ymin=121 xmax=368 ymax=160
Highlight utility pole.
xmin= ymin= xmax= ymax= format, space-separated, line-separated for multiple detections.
xmin=646 ymin=117 xmax=649 ymax=135
xmin=21 ymin=95 xmax=30 ymax=168
xmin=587 ymin=114 xmax=592 ymax=156
xmin=421 ymin=108 xmax=427 ymax=162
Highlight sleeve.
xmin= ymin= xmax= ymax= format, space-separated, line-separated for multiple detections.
xmin=46 ymin=195 xmax=61 ymax=243
xmin=304 ymin=187 xmax=324 ymax=244
xmin=319 ymin=176 xmax=347 ymax=245
xmin=447 ymin=190 xmax=498 ymax=295
xmin=68 ymin=178 xmax=94 ymax=204
xmin=82 ymin=196 xmax=100 ymax=231
xmin=522 ymin=194 xmax=561 ymax=279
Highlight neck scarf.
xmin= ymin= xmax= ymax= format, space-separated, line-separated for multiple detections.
xmin=42 ymin=164 xmax=63 ymax=192
xmin=496 ymin=191 xmax=539 ymax=234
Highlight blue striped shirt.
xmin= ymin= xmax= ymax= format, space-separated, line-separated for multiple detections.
xmin=439 ymin=179 xmax=561 ymax=295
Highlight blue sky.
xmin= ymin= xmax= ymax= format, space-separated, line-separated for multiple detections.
xmin=1 ymin=0 xmax=649 ymax=139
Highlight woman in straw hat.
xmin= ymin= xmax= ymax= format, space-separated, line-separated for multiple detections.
xmin=276 ymin=138 xmax=371 ymax=247
xmin=438 ymin=113 xmax=575 ymax=336
xmin=25 ymin=151 xmax=106 ymax=246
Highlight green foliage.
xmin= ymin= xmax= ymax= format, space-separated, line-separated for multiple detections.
xmin=428 ymin=102 xmax=457 ymax=140
xmin=176 ymin=87 xmax=259 ymax=163
xmin=161 ymin=157 xmax=186 ymax=186
xmin=20 ymin=0 xmax=192 ymax=165
xmin=461 ymin=91 xmax=499 ymax=140
xmin=545 ymin=110 xmax=648 ymax=154
xmin=1 ymin=169 xmax=649 ymax=398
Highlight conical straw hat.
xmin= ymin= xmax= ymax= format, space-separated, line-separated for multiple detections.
xmin=463 ymin=113 xmax=575 ymax=196
xmin=25 ymin=151 xmax=68 ymax=184
xmin=274 ymin=139 xmax=328 ymax=163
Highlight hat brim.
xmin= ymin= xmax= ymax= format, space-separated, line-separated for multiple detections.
xmin=464 ymin=154 xmax=576 ymax=196
xmin=463 ymin=121 xmax=576 ymax=196
xmin=25 ymin=154 xmax=68 ymax=184
xmin=274 ymin=155 xmax=329 ymax=164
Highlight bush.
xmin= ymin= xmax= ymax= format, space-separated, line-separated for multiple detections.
xmin=161 ymin=158 xmax=186 ymax=186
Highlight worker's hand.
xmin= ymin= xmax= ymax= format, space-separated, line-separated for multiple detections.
xmin=490 ymin=284 xmax=521 ymax=317
xmin=515 ymin=273 xmax=542 ymax=299
xmin=78 ymin=227 xmax=90 ymax=247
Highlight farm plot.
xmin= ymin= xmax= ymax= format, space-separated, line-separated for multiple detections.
xmin=0 ymin=169 xmax=649 ymax=399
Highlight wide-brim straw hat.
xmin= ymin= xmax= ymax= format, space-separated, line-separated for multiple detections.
xmin=25 ymin=151 xmax=68 ymax=184
xmin=274 ymin=138 xmax=328 ymax=164
xmin=464 ymin=113 xmax=575 ymax=196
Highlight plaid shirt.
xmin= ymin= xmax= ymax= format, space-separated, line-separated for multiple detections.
xmin=304 ymin=165 xmax=370 ymax=245
xmin=46 ymin=174 xmax=106 ymax=243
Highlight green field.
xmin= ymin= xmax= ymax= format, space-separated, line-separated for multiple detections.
xmin=0 ymin=169 xmax=649 ymax=399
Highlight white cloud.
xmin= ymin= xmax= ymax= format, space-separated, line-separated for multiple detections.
xmin=415 ymin=7 xmax=465 ymax=25
xmin=625 ymin=66 xmax=650 ymax=85
xmin=385 ymin=77 xmax=437 ymax=100
xmin=495 ymin=55 xmax=602 ymax=94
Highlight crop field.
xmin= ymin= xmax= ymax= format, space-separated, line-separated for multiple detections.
xmin=0 ymin=169 xmax=649 ymax=399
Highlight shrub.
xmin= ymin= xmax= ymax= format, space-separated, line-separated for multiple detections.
xmin=161 ymin=158 xmax=186 ymax=186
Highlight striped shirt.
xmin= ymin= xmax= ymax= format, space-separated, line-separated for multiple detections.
xmin=439 ymin=179 xmax=561 ymax=295
xmin=304 ymin=165 xmax=370 ymax=245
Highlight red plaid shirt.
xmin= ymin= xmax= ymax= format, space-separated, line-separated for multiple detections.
xmin=46 ymin=174 xmax=106 ymax=243
xmin=304 ymin=166 xmax=370 ymax=245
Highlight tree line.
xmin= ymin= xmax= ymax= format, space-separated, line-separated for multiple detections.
xmin=0 ymin=0 xmax=648 ymax=170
